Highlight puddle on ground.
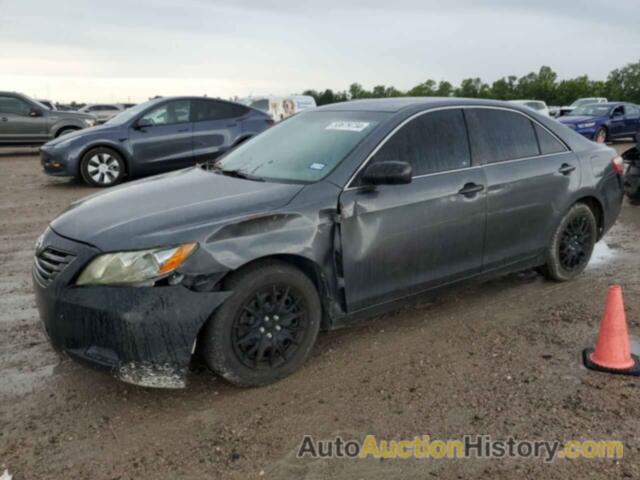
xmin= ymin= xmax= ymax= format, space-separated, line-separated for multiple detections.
xmin=588 ymin=241 xmax=617 ymax=268
xmin=0 ymin=363 xmax=58 ymax=399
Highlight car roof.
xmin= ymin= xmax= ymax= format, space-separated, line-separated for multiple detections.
xmin=315 ymin=97 xmax=537 ymax=113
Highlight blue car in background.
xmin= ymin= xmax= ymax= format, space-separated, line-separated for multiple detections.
xmin=40 ymin=96 xmax=273 ymax=187
xmin=558 ymin=102 xmax=640 ymax=144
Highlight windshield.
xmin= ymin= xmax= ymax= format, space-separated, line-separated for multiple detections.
xmin=214 ymin=110 xmax=388 ymax=183
xmin=104 ymin=100 xmax=160 ymax=125
xmin=568 ymin=104 xmax=611 ymax=117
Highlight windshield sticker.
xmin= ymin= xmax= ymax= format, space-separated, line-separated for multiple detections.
xmin=326 ymin=121 xmax=371 ymax=132
xmin=309 ymin=162 xmax=326 ymax=171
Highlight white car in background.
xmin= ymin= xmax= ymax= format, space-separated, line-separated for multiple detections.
xmin=508 ymin=100 xmax=550 ymax=117
xmin=78 ymin=103 xmax=124 ymax=123
xmin=558 ymin=97 xmax=608 ymax=117
xmin=238 ymin=95 xmax=317 ymax=121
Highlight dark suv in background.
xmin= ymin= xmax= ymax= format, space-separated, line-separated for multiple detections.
xmin=0 ymin=92 xmax=96 ymax=144
xmin=39 ymin=96 xmax=273 ymax=187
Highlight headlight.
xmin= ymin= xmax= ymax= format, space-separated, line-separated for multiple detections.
xmin=84 ymin=118 xmax=96 ymax=127
xmin=577 ymin=122 xmax=596 ymax=129
xmin=76 ymin=243 xmax=197 ymax=286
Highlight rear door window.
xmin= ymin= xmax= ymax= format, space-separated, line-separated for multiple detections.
xmin=465 ymin=108 xmax=540 ymax=164
xmin=192 ymin=100 xmax=249 ymax=122
xmin=370 ymin=109 xmax=471 ymax=176
xmin=534 ymin=124 xmax=567 ymax=155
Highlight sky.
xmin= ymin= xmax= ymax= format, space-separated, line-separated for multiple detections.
xmin=0 ymin=0 xmax=639 ymax=103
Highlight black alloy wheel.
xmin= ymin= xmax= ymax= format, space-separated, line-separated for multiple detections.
xmin=541 ymin=203 xmax=597 ymax=282
xmin=232 ymin=285 xmax=307 ymax=369
xmin=558 ymin=215 xmax=593 ymax=273
xmin=201 ymin=261 xmax=321 ymax=387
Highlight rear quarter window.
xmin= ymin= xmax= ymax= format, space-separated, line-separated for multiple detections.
xmin=534 ymin=124 xmax=567 ymax=155
xmin=465 ymin=108 xmax=539 ymax=164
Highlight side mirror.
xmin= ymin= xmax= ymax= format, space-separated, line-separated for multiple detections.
xmin=134 ymin=118 xmax=152 ymax=129
xmin=361 ymin=161 xmax=412 ymax=186
xmin=29 ymin=108 xmax=42 ymax=117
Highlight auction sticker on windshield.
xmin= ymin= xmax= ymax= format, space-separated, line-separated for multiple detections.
xmin=326 ymin=121 xmax=371 ymax=132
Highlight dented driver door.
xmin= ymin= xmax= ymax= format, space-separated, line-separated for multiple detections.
xmin=336 ymin=108 xmax=487 ymax=312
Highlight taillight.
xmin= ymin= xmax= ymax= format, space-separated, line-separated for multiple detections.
xmin=611 ymin=156 xmax=624 ymax=176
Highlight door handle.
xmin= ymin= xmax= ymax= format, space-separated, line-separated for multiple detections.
xmin=558 ymin=164 xmax=576 ymax=175
xmin=177 ymin=128 xmax=189 ymax=133
xmin=0 ymin=117 xmax=7 ymax=122
xmin=226 ymin=123 xmax=238 ymax=128
xmin=457 ymin=183 xmax=484 ymax=197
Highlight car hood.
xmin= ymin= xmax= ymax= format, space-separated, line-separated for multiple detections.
xmin=558 ymin=115 xmax=599 ymax=125
xmin=50 ymin=167 xmax=304 ymax=251
xmin=55 ymin=110 xmax=96 ymax=121
xmin=43 ymin=123 xmax=121 ymax=147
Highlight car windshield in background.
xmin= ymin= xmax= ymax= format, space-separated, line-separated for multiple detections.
xmin=570 ymin=99 xmax=597 ymax=107
xmin=569 ymin=105 xmax=611 ymax=117
xmin=214 ymin=111 xmax=388 ymax=183
xmin=104 ymin=101 xmax=156 ymax=125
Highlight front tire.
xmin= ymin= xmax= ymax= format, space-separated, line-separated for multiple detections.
xmin=594 ymin=127 xmax=608 ymax=144
xmin=541 ymin=204 xmax=597 ymax=282
xmin=201 ymin=261 xmax=321 ymax=387
xmin=80 ymin=147 xmax=125 ymax=187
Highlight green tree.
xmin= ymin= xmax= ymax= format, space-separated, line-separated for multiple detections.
xmin=456 ymin=78 xmax=490 ymax=98
xmin=435 ymin=81 xmax=454 ymax=97
xmin=606 ymin=59 xmax=640 ymax=103
xmin=407 ymin=79 xmax=437 ymax=97
xmin=491 ymin=76 xmax=518 ymax=100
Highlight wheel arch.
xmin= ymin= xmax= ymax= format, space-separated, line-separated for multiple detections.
xmin=219 ymin=254 xmax=333 ymax=329
xmin=54 ymin=125 xmax=81 ymax=137
xmin=574 ymin=195 xmax=605 ymax=240
xmin=78 ymin=143 xmax=130 ymax=177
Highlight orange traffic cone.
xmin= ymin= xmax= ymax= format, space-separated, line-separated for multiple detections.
xmin=583 ymin=285 xmax=640 ymax=376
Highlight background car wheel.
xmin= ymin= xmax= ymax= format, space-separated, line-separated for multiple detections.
xmin=201 ymin=260 xmax=321 ymax=387
xmin=594 ymin=127 xmax=608 ymax=144
xmin=56 ymin=127 xmax=78 ymax=138
xmin=80 ymin=147 xmax=125 ymax=187
xmin=541 ymin=203 xmax=597 ymax=282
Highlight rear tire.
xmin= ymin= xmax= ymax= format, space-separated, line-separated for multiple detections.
xmin=80 ymin=147 xmax=125 ymax=187
xmin=541 ymin=204 xmax=597 ymax=282
xmin=201 ymin=261 xmax=321 ymax=387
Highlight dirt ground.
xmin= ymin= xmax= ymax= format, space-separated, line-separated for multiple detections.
xmin=1 ymin=145 xmax=639 ymax=479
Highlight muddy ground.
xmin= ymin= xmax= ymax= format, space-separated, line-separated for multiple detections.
xmin=1 ymin=145 xmax=639 ymax=479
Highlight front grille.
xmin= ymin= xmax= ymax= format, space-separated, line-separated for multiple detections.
xmin=34 ymin=246 xmax=75 ymax=286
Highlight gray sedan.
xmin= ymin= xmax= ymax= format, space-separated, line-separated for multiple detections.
xmin=39 ymin=96 xmax=273 ymax=187
xmin=33 ymin=98 xmax=624 ymax=388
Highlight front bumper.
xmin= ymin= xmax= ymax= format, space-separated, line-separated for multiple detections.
xmin=40 ymin=147 xmax=76 ymax=177
xmin=33 ymin=228 xmax=231 ymax=388
xmin=562 ymin=124 xmax=597 ymax=139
